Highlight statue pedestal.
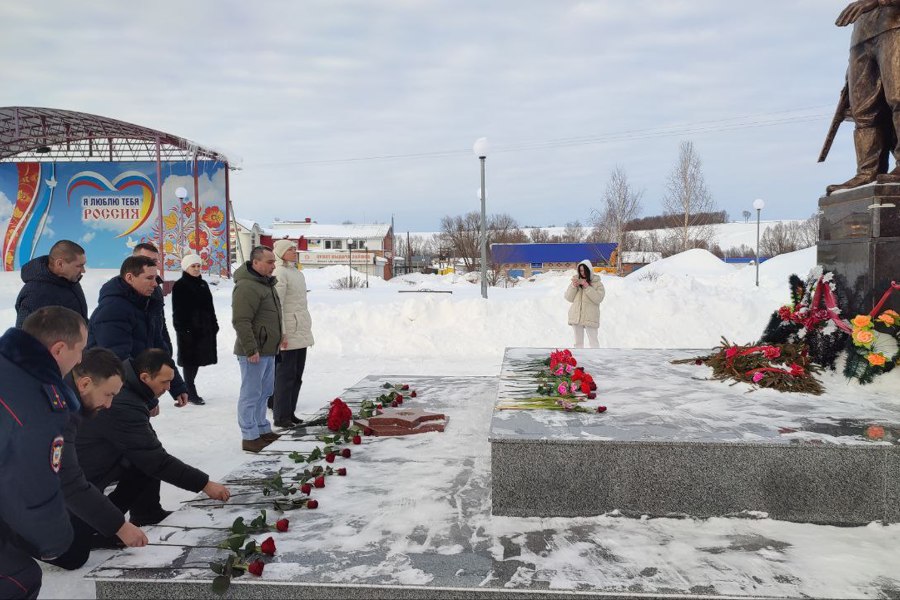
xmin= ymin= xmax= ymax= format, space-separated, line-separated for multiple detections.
xmin=818 ymin=183 xmax=900 ymax=317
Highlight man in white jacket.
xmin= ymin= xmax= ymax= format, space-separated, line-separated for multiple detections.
xmin=564 ymin=259 xmax=605 ymax=348
xmin=271 ymin=240 xmax=315 ymax=429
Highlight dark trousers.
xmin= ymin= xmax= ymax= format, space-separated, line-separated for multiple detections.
xmin=0 ymin=541 xmax=41 ymax=599
xmin=273 ymin=348 xmax=307 ymax=422
xmin=44 ymin=514 xmax=94 ymax=571
xmin=45 ymin=465 xmax=160 ymax=571
xmin=183 ymin=364 xmax=199 ymax=387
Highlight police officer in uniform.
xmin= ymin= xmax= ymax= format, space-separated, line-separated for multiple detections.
xmin=0 ymin=307 xmax=87 ymax=599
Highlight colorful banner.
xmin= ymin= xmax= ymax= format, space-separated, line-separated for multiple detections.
xmin=0 ymin=161 xmax=229 ymax=276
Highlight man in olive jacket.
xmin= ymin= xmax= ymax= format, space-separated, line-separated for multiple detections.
xmin=231 ymin=246 xmax=283 ymax=453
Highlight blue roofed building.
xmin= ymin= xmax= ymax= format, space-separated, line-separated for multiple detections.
xmin=491 ymin=243 xmax=618 ymax=278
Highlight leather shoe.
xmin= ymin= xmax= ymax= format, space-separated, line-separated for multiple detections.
xmin=273 ymin=420 xmax=295 ymax=429
xmin=242 ymin=438 xmax=271 ymax=453
xmin=129 ymin=508 xmax=173 ymax=527
xmin=260 ymin=431 xmax=281 ymax=442
xmin=291 ymin=415 xmax=303 ymax=424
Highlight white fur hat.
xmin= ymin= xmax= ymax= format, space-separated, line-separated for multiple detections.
xmin=181 ymin=254 xmax=202 ymax=271
xmin=273 ymin=239 xmax=297 ymax=260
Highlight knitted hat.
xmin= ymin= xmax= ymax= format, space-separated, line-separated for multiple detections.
xmin=273 ymin=239 xmax=297 ymax=260
xmin=181 ymin=254 xmax=202 ymax=271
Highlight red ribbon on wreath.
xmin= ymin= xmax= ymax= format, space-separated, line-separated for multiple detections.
xmin=811 ymin=278 xmax=899 ymax=334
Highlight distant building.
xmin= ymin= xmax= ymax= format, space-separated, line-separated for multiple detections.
xmin=619 ymin=251 xmax=662 ymax=274
xmin=269 ymin=218 xmax=395 ymax=280
xmin=231 ymin=219 xmax=264 ymax=265
xmin=491 ymin=243 xmax=618 ymax=278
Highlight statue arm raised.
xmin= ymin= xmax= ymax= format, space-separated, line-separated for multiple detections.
xmin=836 ymin=0 xmax=882 ymax=27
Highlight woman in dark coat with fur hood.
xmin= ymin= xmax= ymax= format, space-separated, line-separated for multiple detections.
xmin=171 ymin=254 xmax=218 ymax=405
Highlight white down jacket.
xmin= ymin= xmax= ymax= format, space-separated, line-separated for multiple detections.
xmin=564 ymin=260 xmax=605 ymax=328
xmin=273 ymin=262 xmax=315 ymax=350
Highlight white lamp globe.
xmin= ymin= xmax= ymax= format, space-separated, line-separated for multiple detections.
xmin=753 ymin=198 xmax=765 ymax=211
xmin=473 ymin=137 xmax=490 ymax=158
xmin=175 ymin=186 xmax=188 ymax=200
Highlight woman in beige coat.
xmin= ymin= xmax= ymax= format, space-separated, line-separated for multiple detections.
xmin=271 ymin=239 xmax=315 ymax=428
xmin=564 ymin=259 xmax=605 ymax=348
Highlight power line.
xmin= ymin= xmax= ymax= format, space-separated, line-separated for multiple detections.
xmin=251 ymin=106 xmax=832 ymax=168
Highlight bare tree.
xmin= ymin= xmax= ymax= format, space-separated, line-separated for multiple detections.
xmin=663 ymin=141 xmax=718 ymax=252
xmin=557 ymin=220 xmax=583 ymax=243
xmin=528 ymin=227 xmax=551 ymax=243
xmin=440 ymin=212 xmax=482 ymax=272
xmin=592 ymin=167 xmax=643 ymax=266
xmin=742 ymin=210 xmax=752 ymax=223
xmin=760 ymin=222 xmax=799 ymax=257
xmin=796 ymin=213 xmax=819 ymax=249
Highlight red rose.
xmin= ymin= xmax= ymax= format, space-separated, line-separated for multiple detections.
xmin=401 ymin=384 xmax=409 ymax=390
xmin=314 ymin=476 xmax=325 ymax=488
xmin=396 ymin=397 xmax=403 ymax=405
xmin=589 ymin=382 xmax=597 ymax=391
xmin=337 ymin=467 xmax=347 ymax=476
xmin=352 ymin=435 xmax=362 ymax=445
xmin=300 ymin=483 xmax=312 ymax=495
xmin=571 ymin=371 xmax=583 ymax=382
xmin=376 ymin=407 xmax=384 ymax=414
xmin=597 ymin=406 xmax=607 ymax=413
xmin=364 ymin=427 xmax=374 ymax=436
xmin=325 ymin=453 xmax=336 ymax=463
xmin=580 ymin=382 xmax=591 ymax=394
xmin=275 ymin=518 xmax=289 ymax=532
xmin=260 ymin=537 xmax=276 ymax=556
xmin=581 ymin=373 xmax=593 ymax=384
xmin=694 ymin=359 xmax=703 ymax=365
xmin=390 ymin=400 xmax=399 ymax=408
xmin=587 ymin=392 xmax=596 ymax=399
xmin=410 ymin=391 xmax=417 ymax=398
xmin=341 ymin=448 xmax=351 ymax=458
xmin=307 ymin=499 xmax=319 ymax=509
xmin=248 ymin=559 xmax=265 ymax=576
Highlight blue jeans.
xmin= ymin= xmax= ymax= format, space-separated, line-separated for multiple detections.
xmin=236 ymin=355 xmax=275 ymax=440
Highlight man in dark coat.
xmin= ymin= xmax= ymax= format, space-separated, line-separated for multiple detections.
xmin=132 ymin=242 xmax=188 ymax=402
xmin=87 ymin=255 xmax=189 ymax=406
xmin=15 ymin=240 xmax=88 ymax=328
xmin=44 ymin=348 xmax=149 ymax=570
xmin=75 ymin=349 xmax=230 ymax=527
xmin=0 ymin=307 xmax=87 ymax=600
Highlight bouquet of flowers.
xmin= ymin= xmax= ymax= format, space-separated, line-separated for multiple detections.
xmin=498 ymin=349 xmax=607 ymax=413
xmin=675 ymin=338 xmax=825 ymax=395
xmin=844 ymin=310 xmax=899 ymax=384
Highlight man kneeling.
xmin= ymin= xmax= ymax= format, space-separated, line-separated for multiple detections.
xmin=75 ymin=348 xmax=229 ymax=536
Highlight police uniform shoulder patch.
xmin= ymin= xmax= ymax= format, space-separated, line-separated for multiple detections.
xmin=43 ymin=384 xmax=68 ymax=412
xmin=50 ymin=435 xmax=64 ymax=473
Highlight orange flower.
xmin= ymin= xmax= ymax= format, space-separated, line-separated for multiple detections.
xmin=865 ymin=425 xmax=885 ymax=440
xmin=877 ymin=312 xmax=897 ymax=326
xmin=181 ymin=201 xmax=196 ymax=217
xmin=866 ymin=353 xmax=886 ymax=367
xmin=852 ymin=328 xmax=875 ymax=346
xmin=202 ymin=207 xmax=224 ymax=229
xmin=851 ymin=315 xmax=872 ymax=328
xmin=188 ymin=229 xmax=209 ymax=250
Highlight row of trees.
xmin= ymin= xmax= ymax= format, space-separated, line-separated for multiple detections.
xmin=396 ymin=140 xmax=817 ymax=271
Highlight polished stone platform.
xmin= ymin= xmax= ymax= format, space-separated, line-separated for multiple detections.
xmin=491 ymin=348 xmax=900 ymax=524
xmin=87 ymin=372 xmax=900 ymax=599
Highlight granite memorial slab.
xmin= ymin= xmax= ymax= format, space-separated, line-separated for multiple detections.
xmin=491 ymin=348 xmax=900 ymax=524
xmin=86 ymin=372 xmax=900 ymax=599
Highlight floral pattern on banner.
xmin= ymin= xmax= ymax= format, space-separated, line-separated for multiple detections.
xmin=147 ymin=200 xmax=228 ymax=277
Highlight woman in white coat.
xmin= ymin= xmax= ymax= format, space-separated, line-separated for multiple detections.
xmin=271 ymin=239 xmax=315 ymax=428
xmin=564 ymin=259 xmax=605 ymax=348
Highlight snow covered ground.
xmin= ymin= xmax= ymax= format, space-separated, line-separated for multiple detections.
xmin=1 ymin=246 xmax=896 ymax=597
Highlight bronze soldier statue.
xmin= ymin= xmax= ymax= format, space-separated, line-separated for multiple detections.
xmin=822 ymin=0 xmax=900 ymax=195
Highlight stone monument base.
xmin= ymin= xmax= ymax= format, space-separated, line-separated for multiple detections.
xmin=818 ymin=183 xmax=900 ymax=317
xmin=491 ymin=348 xmax=900 ymax=524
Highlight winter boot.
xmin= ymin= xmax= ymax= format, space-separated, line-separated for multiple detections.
xmin=827 ymin=127 xmax=881 ymax=194
xmin=187 ymin=382 xmax=205 ymax=405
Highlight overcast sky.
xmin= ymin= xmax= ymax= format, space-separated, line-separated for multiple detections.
xmin=2 ymin=1 xmax=861 ymax=231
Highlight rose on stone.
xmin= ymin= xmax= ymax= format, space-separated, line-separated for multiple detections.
xmin=248 ymin=560 xmax=265 ymax=576
xmin=260 ymin=537 xmax=276 ymax=556
xmin=337 ymin=467 xmax=347 ymax=476
xmin=352 ymin=435 xmax=362 ymax=444
xmin=300 ymin=483 xmax=312 ymax=495
xmin=325 ymin=453 xmax=336 ymax=463
xmin=314 ymin=476 xmax=325 ymax=488
xmin=307 ymin=499 xmax=319 ymax=509
xmin=597 ymin=406 xmax=607 ymax=413
xmin=327 ymin=398 xmax=353 ymax=432
xmin=341 ymin=448 xmax=351 ymax=458
xmin=275 ymin=518 xmax=289 ymax=532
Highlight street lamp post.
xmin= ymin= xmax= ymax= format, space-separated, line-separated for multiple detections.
xmin=473 ymin=137 xmax=489 ymax=299
xmin=753 ymin=198 xmax=765 ymax=287
xmin=347 ymin=238 xmax=353 ymax=287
